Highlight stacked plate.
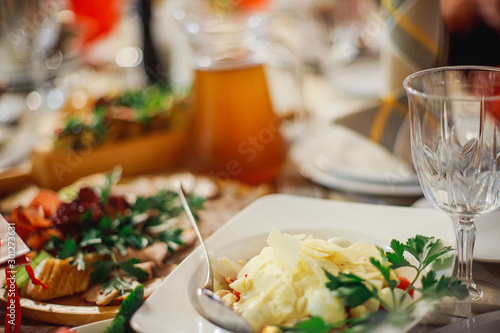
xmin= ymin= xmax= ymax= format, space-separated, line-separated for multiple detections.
xmin=290 ymin=124 xmax=422 ymax=196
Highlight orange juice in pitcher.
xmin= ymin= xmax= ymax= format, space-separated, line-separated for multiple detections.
xmin=176 ymin=1 xmax=287 ymax=184
xmin=190 ymin=64 xmax=286 ymax=184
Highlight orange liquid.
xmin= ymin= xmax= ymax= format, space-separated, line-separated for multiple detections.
xmin=186 ymin=64 xmax=287 ymax=184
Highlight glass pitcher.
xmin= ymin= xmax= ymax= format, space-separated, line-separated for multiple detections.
xmin=174 ymin=0 xmax=288 ymax=185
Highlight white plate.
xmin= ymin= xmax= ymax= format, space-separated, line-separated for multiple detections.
xmin=412 ymin=198 xmax=500 ymax=263
xmin=130 ymin=194 xmax=454 ymax=332
xmin=72 ymin=319 xmax=113 ymax=333
xmin=434 ymin=310 xmax=500 ymax=333
xmin=290 ymin=125 xmax=422 ymax=196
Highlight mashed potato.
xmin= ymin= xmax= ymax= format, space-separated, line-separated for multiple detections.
xmin=218 ymin=228 xmax=388 ymax=332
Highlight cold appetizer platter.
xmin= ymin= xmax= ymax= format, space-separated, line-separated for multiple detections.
xmin=0 ymin=170 xmax=207 ymax=326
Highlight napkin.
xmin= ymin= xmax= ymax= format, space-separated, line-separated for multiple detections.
xmin=334 ymin=95 xmax=412 ymax=164
xmin=379 ymin=0 xmax=447 ymax=96
xmin=0 ymin=214 xmax=30 ymax=269
xmin=335 ymin=0 xmax=447 ymax=165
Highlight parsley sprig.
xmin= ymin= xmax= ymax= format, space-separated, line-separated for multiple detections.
xmin=104 ymin=284 xmax=145 ymax=333
xmin=376 ymin=235 xmax=463 ymax=310
xmin=285 ymin=235 xmax=468 ymax=333
xmin=91 ymin=254 xmax=150 ymax=295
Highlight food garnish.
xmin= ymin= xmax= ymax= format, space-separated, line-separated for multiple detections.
xmin=104 ymin=283 xmax=145 ymax=333
xmin=278 ymin=235 xmax=467 ymax=332
xmin=50 ymin=284 xmax=145 ymax=333
xmin=213 ymin=230 xmax=467 ymax=333
xmin=55 ymin=84 xmax=188 ymax=151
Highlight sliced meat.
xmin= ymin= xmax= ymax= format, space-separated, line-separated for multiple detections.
xmin=130 ymin=261 xmax=156 ymax=280
xmin=116 ymin=230 xmax=197 ymax=266
xmin=171 ymin=229 xmax=197 ymax=253
xmin=82 ymin=283 xmax=119 ymax=306
xmin=116 ymin=242 xmax=169 ymax=266
xmin=110 ymin=278 xmax=163 ymax=305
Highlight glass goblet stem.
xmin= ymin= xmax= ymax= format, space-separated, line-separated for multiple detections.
xmin=456 ymin=216 xmax=482 ymax=300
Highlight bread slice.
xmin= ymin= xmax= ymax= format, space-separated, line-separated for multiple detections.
xmin=21 ymin=253 xmax=100 ymax=301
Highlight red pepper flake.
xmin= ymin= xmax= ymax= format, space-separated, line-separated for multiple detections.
xmin=244 ymin=274 xmax=248 ymax=278
xmin=234 ymin=290 xmax=241 ymax=301
xmin=25 ymin=265 xmax=49 ymax=290
xmin=4 ymin=269 xmax=21 ymax=333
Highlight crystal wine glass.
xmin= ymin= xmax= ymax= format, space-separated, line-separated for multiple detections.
xmin=404 ymin=66 xmax=500 ymax=300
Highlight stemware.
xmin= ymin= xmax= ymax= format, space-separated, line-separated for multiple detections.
xmin=0 ymin=0 xmax=61 ymax=87
xmin=404 ymin=66 xmax=500 ymax=300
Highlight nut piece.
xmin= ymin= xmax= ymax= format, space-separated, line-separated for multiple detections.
xmin=221 ymin=293 xmax=238 ymax=307
xmin=215 ymin=289 xmax=238 ymax=306
xmin=262 ymin=326 xmax=283 ymax=333
xmin=215 ymin=289 xmax=232 ymax=298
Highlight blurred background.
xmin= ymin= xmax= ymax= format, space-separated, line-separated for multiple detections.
xmin=0 ymin=0 xmax=498 ymax=189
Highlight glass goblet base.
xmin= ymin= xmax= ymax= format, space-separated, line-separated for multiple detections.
xmin=466 ymin=284 xmax=483 ymax=301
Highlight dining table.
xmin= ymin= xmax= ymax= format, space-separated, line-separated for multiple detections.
xmin=1 ymin=2 xmax=500 ymax=332
xmin=2 ymin=98 xmax=500 ymax=333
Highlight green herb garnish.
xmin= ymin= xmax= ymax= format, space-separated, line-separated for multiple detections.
xmin=56 ymin=84 xmax=185 ymax=151
xmin=58 ymin=106 xmax=107 ymax=150
xmin=104 ymin=284 xmax=145 ymax=333
xmin=280 ymin=317 xmax=337 ymax=333
xmin=116 ymin=84 xmax=173 ymax=123
xmin=98 ymin=167 xmax=122 ymax=204
xmin=46 ymin=171 xmax=205 ymax=295
xmin=285 ymin=235 xmax=468 ymax=332
xmin=92 ymin=256 xmax=149 ymax=295
xmin=324 ymin=271 xmax=375 ymax=308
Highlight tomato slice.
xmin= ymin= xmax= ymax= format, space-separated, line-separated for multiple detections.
xmin=396 ymin=276 xmax=414 ymax=298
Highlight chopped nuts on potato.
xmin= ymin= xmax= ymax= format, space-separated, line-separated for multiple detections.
xmin=221 ymin=292 xmax=238 ymax=306
xmin=215 ymin=289 xmax=232 ymax=298
xmin=261 ymin=326 xmax=283 ymax=333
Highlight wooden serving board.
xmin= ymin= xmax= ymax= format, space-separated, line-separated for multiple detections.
xmin=0 ymin=288 xmax=120 ymax=326
xmin=0 ymin=128 xmax=188 ymax=196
